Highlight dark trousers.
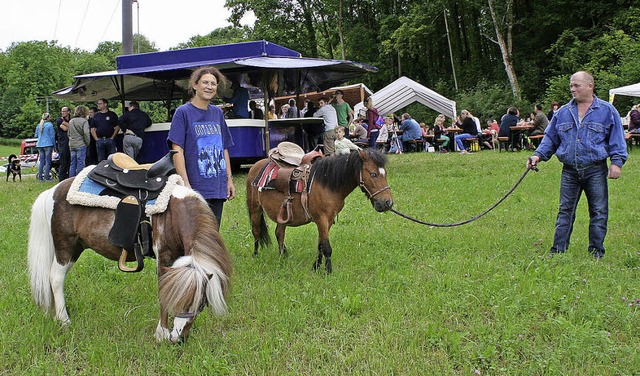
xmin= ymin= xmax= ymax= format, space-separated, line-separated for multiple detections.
xmin=57 ymin=142 xmax=70 ymax=181
xmin=205 ymin=198 xmax=225 ymax=232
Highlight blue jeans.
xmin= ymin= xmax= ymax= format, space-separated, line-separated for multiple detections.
xmin=551 ymin=162 xmax=608 ymax=254
xmin=69 ymin=146 xmax=87 ymax=177
xmin=37 ymin=146 xmax=53 ymax=180
xmin=96 ymin=138 xmax=116 ymax=162
xmin=454 ymin=133 xmax=475 ymax=151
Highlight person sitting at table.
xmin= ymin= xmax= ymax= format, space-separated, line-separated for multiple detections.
xmin=433 ymin=114 xmax=450 ymax=152
xmin=399 ymin=113 xmax=423 ymax=152
xmin=531 ymin=103 xmax=549 ymax=136
xmin=350 ymin=117 xmax=368 ymax=143
xmin=499 ymin=106 xmax=522 ymax=150
xmin=454 ymin=110 xmax=478 ymax=154
xmin=334 ymin=126 xmax=362 ymax=155
xmin=279 ymin=103 xmax=290 ymax=119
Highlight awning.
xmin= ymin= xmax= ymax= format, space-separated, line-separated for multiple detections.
xmin=53 ymin=40 xmax=377 ymax=102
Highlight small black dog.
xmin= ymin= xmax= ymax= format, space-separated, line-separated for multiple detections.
xmin=6 ymin=154 xmax=21 ymax=182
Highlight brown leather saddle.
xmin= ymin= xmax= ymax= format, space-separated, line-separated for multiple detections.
xmin=87 ymin=151 xmax=177 ymax=273
xmin=256 ymin=142 xmax=323 ymax=224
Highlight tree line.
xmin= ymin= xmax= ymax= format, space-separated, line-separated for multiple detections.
xmin=1 ymin=0 xmax=639 ymax=138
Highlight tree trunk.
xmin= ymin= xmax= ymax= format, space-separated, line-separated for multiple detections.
xmin=487 ymin=0 xmax=520 ymax=99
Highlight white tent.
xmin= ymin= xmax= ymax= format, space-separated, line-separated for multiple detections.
xmin=353 ymin=76 xmax=457 ymax=119
xmin=609 ymin=82 xmax=640 ymax=102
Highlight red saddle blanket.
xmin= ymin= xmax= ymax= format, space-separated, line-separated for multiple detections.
xmin=251 ymin=161 xmax=307 ymax=194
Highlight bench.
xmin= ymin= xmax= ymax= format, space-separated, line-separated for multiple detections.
xmin=529 ymin=134 xmax=544 ymax=148
xmin=465 ymin=138 xmax=480 ymax=152
xmin=627 ymin=133 xmax=640 ymax=150
xmin=497 ymin=137 xmax=510 ymax=152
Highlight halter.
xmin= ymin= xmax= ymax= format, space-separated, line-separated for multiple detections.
xmin=175 ymin=302 xmax=206 ymax=319
xmin=359 ymin=170 xmax=391 ymax=199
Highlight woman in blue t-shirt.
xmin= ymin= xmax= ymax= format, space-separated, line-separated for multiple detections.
xmin=168 ymin=66 xmax=236 ymax=230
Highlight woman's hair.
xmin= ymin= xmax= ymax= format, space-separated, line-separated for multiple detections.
xmin=188 ymin=66 xmax=227 ymax=98
xmin=39 ymin=112 xmax=50 ymax=133
xmin=74 ymin=105 xmax=87 ymax=118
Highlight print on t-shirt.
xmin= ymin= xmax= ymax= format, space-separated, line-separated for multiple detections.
xmin=194 ymin=121 xmax=227 ymax=178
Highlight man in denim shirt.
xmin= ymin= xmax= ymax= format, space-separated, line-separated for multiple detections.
xmin=527 ymin=71 xmax=627 ymax=258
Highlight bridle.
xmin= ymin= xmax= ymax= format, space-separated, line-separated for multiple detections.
xmin=359 ymin=169 xmax=391 ymax=199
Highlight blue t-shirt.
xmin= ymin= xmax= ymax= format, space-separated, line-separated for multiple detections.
xmin=167 ymin=102 xmax=234 ymax=199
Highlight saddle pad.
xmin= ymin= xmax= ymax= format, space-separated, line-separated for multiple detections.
xmin=251 ymin=161 xmax=306 ymax=194
xmin=67 ymin=165 xmax=184 ymax=215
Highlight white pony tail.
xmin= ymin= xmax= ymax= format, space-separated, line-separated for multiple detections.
xmin=28 ymin=187 xmax=56 ymax=312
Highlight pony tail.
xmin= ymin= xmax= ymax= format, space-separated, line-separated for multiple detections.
xmin=28 ymin=188 xmax=57 ymax=312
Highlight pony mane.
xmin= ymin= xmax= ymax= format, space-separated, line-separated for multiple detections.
xmin=312 ymin=149 xmax=387 ymax=192
xmin=158 ymin=195 xmax=232 ymax=316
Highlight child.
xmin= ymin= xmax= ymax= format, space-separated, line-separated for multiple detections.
xmin=334 ymin=126 xmax=361 ymax=155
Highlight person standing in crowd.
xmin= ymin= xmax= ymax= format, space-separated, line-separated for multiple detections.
xmin=329 ymin=89 xmax=354 ymax=134
xmin=454 ymin=110 xmax=478 ymax=154
xmin=227 ymin=81 xmax=250 ymax=119
xmin=527 ymin=71 xmax=627 ymax=259
xmin=35 ymin=113 xmax=55 ymax=181
xmin=85 ymin=106 xmax=99 ymax=166
xmin=249 ymin=100 xmax=264 ymax=119
xmin=67 ymin=105 xmax=90 ymax=177
xmin=168 ymin=66 xmax=236 ymax=230
xmin=55 ymin=106 xmax=71 ymax=181
xmin=531 ymin=103 xmax=549 ymax=136
xmin=547 ymin=101 xmax=559 ymax=121
xmin=364 ymin=96 xmax=382 ymax=148
xmin=90 ymin=98 xmax=120 ymax=162
xmin=118 ymin=101 xmax=152 ymax=160
xmin=286 ymin=98 xmax=299 ymax=118
xmin=314 ymin=97 xmax=338 ymax=155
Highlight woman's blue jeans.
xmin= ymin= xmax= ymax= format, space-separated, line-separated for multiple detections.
xmin=70 ymin=146 xmax=87 ymax=177
xmin=37 ymin=146 xmax=53 ymax=180
xmin=551 ymin=162 xmax=608 ymax=254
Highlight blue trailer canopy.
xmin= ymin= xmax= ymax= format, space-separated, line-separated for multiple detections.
xmin=53 ymin=40 xmax=377 ymax=102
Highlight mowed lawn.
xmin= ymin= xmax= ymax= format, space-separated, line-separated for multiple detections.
xmin=0 ymin=148 xmax=638 ymax=374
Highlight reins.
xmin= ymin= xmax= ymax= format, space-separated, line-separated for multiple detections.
xmin=390 ymin=159 xmax=538 ymax=227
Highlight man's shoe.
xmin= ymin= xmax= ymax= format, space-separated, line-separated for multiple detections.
xmin=549 ymin=247 xmax=565 ymax=256
xmin=589 ymin=248 xmax=605 ymax=259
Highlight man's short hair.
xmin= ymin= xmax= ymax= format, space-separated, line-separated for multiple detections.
xmin=129 ymin=101 xmax=139 ymax=109
xmin=402 ymin=113 xmax=411 ymax=119
xmin=507 ymin=106 xmax=518 ymax=115
xmin=335 ymin=89 xmax=344 ymax=95
xmin=319 ymin=97 xmax=329 ymax=103
xmin=535 ymin=104 xmax=543 ymax=111
xmin=288 ymin=98 xmax=296 ymax=106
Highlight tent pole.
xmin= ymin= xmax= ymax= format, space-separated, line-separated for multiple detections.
xmin=262 ymin=70 xmax=271 ymax=153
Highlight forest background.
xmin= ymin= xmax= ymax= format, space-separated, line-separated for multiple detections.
xmin=1 ymin=0 xmax=640 ymax=139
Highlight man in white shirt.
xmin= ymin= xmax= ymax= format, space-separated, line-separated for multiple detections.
xmin=314 ymin=97 xmax=338 ymax=155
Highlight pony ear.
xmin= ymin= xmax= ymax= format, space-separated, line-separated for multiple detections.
xmin=357 ymin=148 xmax=367 ymax=160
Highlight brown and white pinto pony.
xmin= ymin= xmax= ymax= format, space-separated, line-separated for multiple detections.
xmin=246 ymin=149 xmax=393 ymax=273
xmin=28 ymin=178 xmax=232 ymax=343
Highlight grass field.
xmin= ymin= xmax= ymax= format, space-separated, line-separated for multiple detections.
xmin=1 ymin=149 xmax=639 ymax=374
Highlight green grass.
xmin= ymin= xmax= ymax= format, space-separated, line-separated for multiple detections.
xmin=1 ymin=150 xmax=639 ymax=374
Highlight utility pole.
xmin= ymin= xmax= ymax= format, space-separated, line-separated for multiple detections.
xmin=122 ymin=0 xmax=134 ymax=55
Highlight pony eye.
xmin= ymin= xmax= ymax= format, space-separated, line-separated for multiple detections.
xmin=370 ymin=172 xmax=377 ymax=178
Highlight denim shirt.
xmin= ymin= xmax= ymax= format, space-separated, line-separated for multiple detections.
xmin=534 ymin=95 xmax=627 ymax=169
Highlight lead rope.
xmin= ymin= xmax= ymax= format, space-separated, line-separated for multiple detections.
xmin=390 ymin=159 xmax=539 ymax=227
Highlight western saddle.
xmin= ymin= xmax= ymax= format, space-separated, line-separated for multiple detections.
xmin=87 ymin=151 xmax=177 ymax=272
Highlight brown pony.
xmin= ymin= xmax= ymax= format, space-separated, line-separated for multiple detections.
xmin=28 ymin=178 xmax=232 ymax=343
xmin=246 ymin=149 xmax=393 ymax=273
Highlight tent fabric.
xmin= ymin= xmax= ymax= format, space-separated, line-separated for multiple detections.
xmin=353 ymin=76 xmax=457 ymax=119
xmin=609 ymin=82 xmax=640 ymax=102
xmin=52 ymin=40 xmax=377 ymax=102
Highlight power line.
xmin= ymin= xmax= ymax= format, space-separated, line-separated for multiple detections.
xmin=99 ymin=0 xmax=122 ymax=44
xmin=74 ymin=0 xmax=92 ymax=48
xmin=53 ymin=0 xmax=63 ymax=41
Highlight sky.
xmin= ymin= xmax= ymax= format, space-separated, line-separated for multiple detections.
xmin=0 ymin=0 xmax=255 ymax=52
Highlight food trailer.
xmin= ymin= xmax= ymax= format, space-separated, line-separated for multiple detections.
xmin=53 ymin=40 xmax=377 ymax=166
